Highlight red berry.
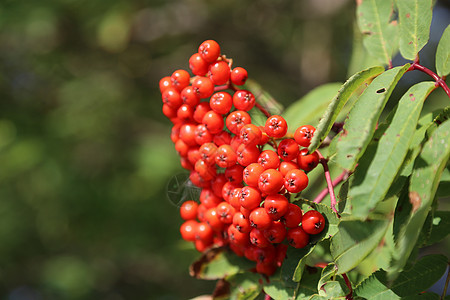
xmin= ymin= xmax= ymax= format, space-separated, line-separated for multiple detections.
xmin=171 ymin=69 xmax=190 ymax=92
xmin=243 ymin=163 xmax=265 ymax=187
xmin=282 ymin=203 xmax=303 ymax=228
xmin=239 ymin=186 xmax=262 ymax=210
xmin=199 ymin=142 xmax=218 ymax=165
xmin=264 ymin=221 xmax=287 ymax=243
xmin=198 ymin=40 xmax=221 ymax=63
xmin=230 ymin=67 xmax=248 ymax=86
xmin=211 ymin=174 xmax=227 ymax=197
xmin=225 ymin=164 xmax=244 ymax=183
xmin=258 ymin=150 xmax=280 ymax=170
xmin=177 ymin=104 xmax=194 ymax=122
xmin=249 ymin=207 xmax=272 ymax=230
xmin=202 ymin=110 xmax=224 ymax=134
xmin=233 ymin=90 xmax=255 ymax=111
xmin=159 ymin=76 xmax=173 ymax=93
xmin=258 ymin=169 xmax=284 ymax=195
xmin=196 ymin=222 xmax=214 ymax=243
xmin=222 ymin=182 xmax=240 ymax=202
xmin=263 ymin=194 xmax=289 ymax=220
xmin=192 ymin=76 xmax=214 ymax=99
xmin=256 ymin=261 xmax=277 ymax=276
xmin=228 ymin=187 xmax=242 ymax=210
xmin=301 ymin=210 xmax=325 ymax=235
xmin=253 ymin=245 xmax=276 ymax=265
xmin=264 ymin=115 xmax=288 ymax=138
xmin=278 ymin=138 xmax=299 ymax=161
xmin=250 ymin=228 xmax=271 ymax=248
xmin=162 ymin=103 xmax=177 ymax=119
xmin=228 ymin=224 xmax=250 ymax=247
xmin=194 ymin=124 xmax=213 ymax=145
xmin=194 ymin=159 xmax=216 ymax=181
xmin=294 ymin=125 xmax=316 ymax=147
xmin=200 ymin=189 xmax=222 ymax=208
xmin=209 ymin=61 xmax=231 ymax=85
xmin=179 ymin=123 xmax=197 ymax=146
xmin=162 ymin=87 xmax=182 ymax=109
xmin=226 ymin=110 xmax=252 ymax=135
xmin=240 ymin=124 xmax=262 ymax=146
xmin=278 ymin=161 xmax=299 ymax=177
xmin=297 ymin=149 xmax=320 ymax=172
xmin=236 ymin=144 xmax=260 ymax=167
xmin=180 ymin=200 xmax=199 ymax=220
xmin=204 ymin=207 xmax=224 ymax=231
xmin=181 ymin=86 xmax=200 ymax=107
xmin=195 ymin=238 xmax=213 ymax=252
xmin=287 ymin=227 xmax=309 ymax=248
xmin=284 ymin=168 xmax=309 ymax=193
xmin=193 ymin=102 xmax=210 ymax=123
xmin=215 ymin=144 xmax=238 ymax=168
xmin=189 ymin=53 xmax=209 ymax=76
xmin=233 ymin=212 xmax=252 ymax=233
xmin=213 ymin=130 xmax=232 ymax=146
xmin=216 ymin=202 xmax=236 ymax=224
xmin=180 ymin=220 xmax=198 ymax=242
xmin=210 ymin=91 xmax=233 ymax=115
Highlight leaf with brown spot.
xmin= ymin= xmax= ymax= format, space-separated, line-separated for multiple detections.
xmin=408 ymin=191 xmax=421 ymax=213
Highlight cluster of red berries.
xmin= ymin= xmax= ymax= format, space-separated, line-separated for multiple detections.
xmin=160 ymin=40 xmax=326 ymax=276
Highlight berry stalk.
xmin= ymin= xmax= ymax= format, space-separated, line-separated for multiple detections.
xmin=316 ymin=150 xmax=340 ymax=215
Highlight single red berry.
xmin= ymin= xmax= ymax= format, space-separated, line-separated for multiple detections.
xmin=228 ymin=187 xmax=242 ymax=210
xmin=209 ymin=61 xmax=230 ymax=85
xmin=189 ymin=53 xmax=209 ymax=76
xmin=278 ymin=161 xmax=299 ymax=177
xmin=263 ymin=194 xmax=289 ymax=220
xmin=180 ymin=200 xmax=199 ymax=220
xmin=181 ymin=86 xmax=200 ymax=107
xmin=162 ymin=103 xmax=177 ymax=119
xmin=174 ymin=139 xmax=189 ymax=157
xmin=177 ymin=104 xmax=194 ymax=122
xmin=222 ymin=182 xmax=241 ymax=203
xmin=194 ymin=159 xmax=216 ymax=181
xmin=236 ymin=144 xmax=260 ymax=167
xmin=244 ymin=244 xmax=259 ymax=261
xmin=228 ymin=224 xmax=250 ymax=247
xmin=199 ymin=142 xmax=218 ymax=165
xmin=301 ymin=210 xmax=325 ymax=235
xmin=197 ymin=203 xmax=208 ymax=221
xmin=196 ymin=222 xmax=214 ymax=243
xmin=297 ymin=149 xmax=320 ymax=172
xmin=239 ymin=186 xmax=262 ymax=210
xmin=200 ymin=188 xmax=222 ymax=209
xmin=256 ymin=261 xmax=277 ymax=276
xmin=264 ymin=115 xmax=288 ymax=138
xmin=282 ymin=203 xmax=303 ymax=228
xmin=258 ymin=169 xmax=284 ymax=195
xmin=171 ymin=69 xmax=190 ymax=92
xmin=230 ymin=67 xmax=248 ymax=86
xmin=215 ymin=144 xmax=238 ymax=168
xmin=250 ymin=228 xmax=271 ymax=248
xmin=189 ymin=170 xmax=211 ymax=188
xmin=187 ymin=147 xmax=201 ymax=166
xmin=162 ymin=87 xmax=182 ymax=109
xmin=294 ymin=125 xmax=316 ymax=147
xmin=159 ymin=76 xmax=174 ymax=93
xmin=226 ymin=110 xmax=252 ymax=135
xmin=233 ymin=212 xmax=252 ymax=233
xmin=198 ymin=40 xmax=221 ymax=63
xmin=204 ymin=207 xmax=224 ymax=231
xmin=213 ymin=130 xmax=232 ymax=146
xmin=278 ymin=138 xmax=299 ymax=161
xmin=243 ymin=163 xmax=265 ymax=187
xmin=193 ymin=102 xmax=210 ymax=123
xmin=192 ymin=76 xmax=214 ymax=99
xmin=233 ymin=90 xmax=255 ymax=111
xmin=216 ymin=202 xmax=236 ymax=224
xmin=253 ymin=245 xmax=276 ymax=264
xmin=287 ymin=227 xmax=309 ymax=248
xmin=263 ymin=221 xmax=287 ymax=243
xmin=211 ymin=173 xmax=227 ymax=197
xmin=210 ymin=91 xmax=233 ymax=115
xmin=194 ymin=124 xmax=213 ymax=145
xmin=224 ymin=164 xmax=244 ymax=183
xmin=180 ymin=156 xmax=193 ymax=171
xmin=240 ymin=124 xmax=262 ymax=146
xmin=284 ymin=168 xmax=309 ymax=193
xmin=179 ymin=123 xmax=197 ymax=146
xmin=202 ymin=110 xmax=224 ymax=134
xmin=180 ymin=220 xmax=198 ymax=242
xmin=195 ymin=238 xmax=213 ymax=252
xmin=249 ymin=207 xmax=272 ymax=230
xmin=258 ymin=150 xmax=280 ymax=170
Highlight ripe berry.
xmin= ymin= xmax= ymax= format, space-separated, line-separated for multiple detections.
xmin=236 ymin=144 xmax=260 ymax=167
xmin=162 ymin=87 xmax=182 ymax=109
xmin=159 ymin=76 xmax=173 ymax=93
xmin=228 ymin=187 xmax=242 ymax=210
xmin=210 ymin=91 xmax=233 ymax=115
xmin=202 ymin=110 xmax=224 ymax=134
xmin=233 ymin=90 xmax=256 ymax=111
xmin=205 ymin=208 xmax=224 ymax=231
xmin=177 ymin=104 xmax=194 ymax=122
xmin=250 ymin=228 xmax=271 ymax=248
xmin=195 ymin=124 xmax=213 ymax=145
xmin=209 ymin=61 xmax=231 ymax=85
xmin=243 ymin=163 xmax=265 ymax=187
xmin=264 ymin=221 xmax=287 ymax=243
xmin=215 ymin=144 xmax=238 ymax=168
xmin=233 ymin=212 xmax=252 ymax=233
xmin=213 ymin=130 xmax=232 ymax=146
xmin=258 ymin=169 xmax=284 ymax=195
xmin=287 ymin=227 xmax=309 ymax=248
xmin=222 ymin=182 xmax=240 ymax=203
xmin=249 ymin=207 xmax=272 ymax=230
xmin=256 ymin=261 xmax=277 ymax=276
xmin=226 ymin=110 xmax=252 ymax=135
xmin=199 ymin=142 xmax=218 ymax=165
xmin=180 ymin=220 xmax=198 ymax=242
xmin=224 ymin=164 xmax=244 ymax=183
xmin=297 ymin=149 xmax=320 ymax=172
xmin=198 ymin=40 xmax=221 ymax=63
xmin=179 ymin=123 xmax=197 ymax=146
xmin=211 ymin=174 xmax=227 ymax=197
xmin=294 ymin=125 xmax=316 ymax=147
xmin=263 ymin=194 xmax=289 ymax=220
xmin=239 ymin=186 xmax=262 ymax=210
xmin=189 ymin=53 xmax=209 ymax=76
xmin=254 ymin=245 xmax=276 ymax=265
xmin=278 ymin=138 xmax=299 ymax=161
xmin=180 ymin=200 xmax=199 ymax=220
xmin=258 ymin=150 xmax=280 ymax=170
xmin=278 ymin=161 xmax=299 ymax=177
xmin=216 ymin=202 xmax=236 ymax=224
xmin=196 ymin=222 xmax=214 ymax=243
xmin=192 ymin=76 xmax=214 ymax=99
xmin=171 ymin=69 xmax=190 ymax=92
xmin=228 ymin=225 xmax=250 ymax=247
xmin=282 ymin=203 xmax=303 ymax=228
xmin=264 ymin=115 xmax=288 ymax=138
xmin=301 ymin=210 xmax=325 ymax=235
xmin=230 ymin=67 xmax=248 ymax=86
xmin=181 ymin=86 xmax=200 ymax=107
xmin=195 ymin=238 xmax=212 ymax=252
xmin=284 ymin=168 xmax=309 ymax=193
xmin=162 ymin=104 xmax=177 ymax=119
xmin=193 ymin=102 xmax=210 ymax=123
xmin=194 ymin=159 xmax=216 ymax=181
xmin=240 ymin=124 xmax=262 ymax=146
xmin=200 ymin=189 xmax=222 ymax=208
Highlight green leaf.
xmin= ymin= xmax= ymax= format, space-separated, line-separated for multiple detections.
xmin=283 ymin=83 xmax=343 ymax=131
xmin=401 ymin=292 xmax=440 ymax=300
xmin=292 ymin=245 xmax=316 ymax=283
xmin=189 ymin=248 xmax=254 ymax=280
xmin=423 ymin=210 xmax=450 ymax=246
xmin=348 ymin=81 xmax=435 ymax=218
xmin=308 ymin=66 xmax=385 ymax=153
xmin=354 ymin=270 xmax=400 ymax=300
xmin=335 ymin=64 xmax=409 ymax=171
xmin=396 ymin=0 xmax=433 ymax=60
xmin=436 ymin=25 xmax=450 ymax=77
xmin=357 ymin=0 xmax=399 ymax=66
xmin=318 ymin=280 xmax=348 ymax=298
xmin=390 ymin=119 xmax=450 ymax=278
xmin=330 ymin=218 xmax=390 ymax=274
xmin=295 ymin=267 xmax=322 ymax=300
xmin=227 ymin=272 xmax=262 ymax=300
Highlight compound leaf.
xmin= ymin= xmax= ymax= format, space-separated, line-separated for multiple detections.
xmin=308 ymin=66 xmax=385 ymax=153
xmin=436 ymin=25 xmax=450 ymax=77
xmin=335 ymin=64 xmax=409 ymax=172
xmin=396 ymin=0 xmax=433 ymax=60
xmin=348 ymin=81 xmax=435 ymax=219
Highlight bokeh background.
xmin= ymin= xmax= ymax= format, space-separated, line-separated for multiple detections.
xmin=0 ymin=0 xmax=449 ymax=299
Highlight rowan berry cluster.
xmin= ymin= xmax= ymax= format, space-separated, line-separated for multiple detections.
xmin=160 ymin=40 xmax=325 ymax=276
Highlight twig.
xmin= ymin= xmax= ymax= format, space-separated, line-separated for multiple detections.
xmin=255 ymin=101 xmax=272 ymax=118
xmin=408 ymin=63 xmax=450 ymax=99
xmin=316 ymin=150 xmax=340 ymax=216
xmin=342 ymin=273 xmax=353 ymax=300
xmin=313 ymin=170 xmax=348 ymax=204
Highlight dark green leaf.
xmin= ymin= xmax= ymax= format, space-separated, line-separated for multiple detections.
xmin=308 ymin=66 xmax=385 ymax=152
xmin=401 ymin=292 xmax=440 ymax=300
xmin=227 ymin=272 xmax=262 ymax=300
xmin=348 ymin=81 xmax=435 ymax=218
xmin=422 ymin=210 xmax=450 ymax=246
xmin=283 ymin=83 xmax=342 ymax=131
xmin=357 ymin=0 xmax=399 ymax=65
xmin=330 ymin=218 xmax=390 ymax=274
xmin=354 ymin=270 xmax=400 ymax=299
xmin=436 ymin=25 xmax=450 ymax=77
xmin=335 ymin=65 xmax=409 ymax=171
xmin=295 ymin=267 xmax=322 ymax=300
xmin=396 ymin=0 xmax=433 ymax=60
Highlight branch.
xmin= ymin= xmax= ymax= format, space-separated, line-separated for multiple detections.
xmin=316 ymin=150 xmax=340 ymax=216
xmin=408 ymin=63 xmax=450 ymax=99
xmin=313 ymin=170 xmax=348 ymax=204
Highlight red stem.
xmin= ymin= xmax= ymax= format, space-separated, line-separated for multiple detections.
xmin=313 ymin=170 xmax=348 ymax=204
xmin=408 ymin=63 xmax=450 ymax=99
xmin=255 ymin=101 xmax=272 ymax=118
xmin=264 ymin=294 xmax=271 ymax=300
xmin=316 ymin=150 xmax=340 ymax=216
xmin=342 ymin=273 xmax=353 ymax=300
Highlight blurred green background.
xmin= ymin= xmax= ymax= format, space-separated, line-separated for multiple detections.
xmin=0 ymin=0 xmax=448 ymax=299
